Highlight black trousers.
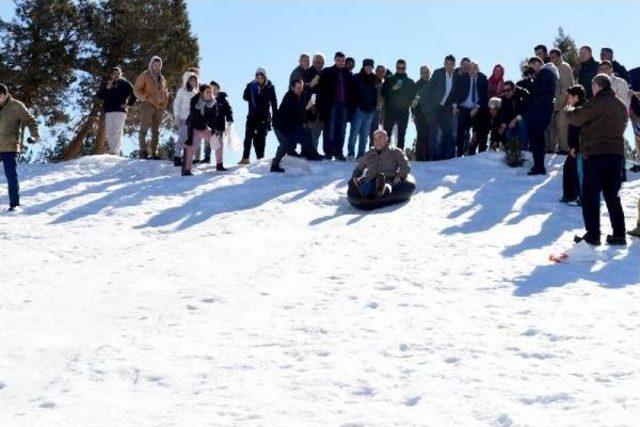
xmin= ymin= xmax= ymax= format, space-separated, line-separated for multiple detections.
xmin=527 ymin=112 xmax=552 ymax=172
xmin=562 ymin=154 xmax=581 ymax=202
xmin=383 ymin=109 xmax=409 ymax=149
xmin=242 ymin=116 xmax=269 ymax=160
xmin=414 ymin=111 xmax=430 ymax=161
xmin=581 ymin=154 xmax=626 ymax=239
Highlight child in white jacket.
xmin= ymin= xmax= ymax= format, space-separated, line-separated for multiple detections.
xmin=172 ymin=71 xmax=198 ymax=166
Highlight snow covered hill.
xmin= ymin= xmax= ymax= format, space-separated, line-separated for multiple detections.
xmin=0 ymin=153 xmax=639 ymax=426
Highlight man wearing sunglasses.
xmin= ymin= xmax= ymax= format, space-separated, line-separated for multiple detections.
xmin=381 ymin=59 xmax=416 ymax=151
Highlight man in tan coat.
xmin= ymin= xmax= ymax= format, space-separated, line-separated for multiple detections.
xmin=549 ymin=48 xmax=575 ymax=153
xmin=0 ymin=84 xmax=39 ymax=211
xmin=134 ymin=56 xmax=169 ymax=159
xmin=351 ymin=129 xmax=411 ymax=198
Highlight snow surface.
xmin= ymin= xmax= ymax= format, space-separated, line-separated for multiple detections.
xmin=0 ymin=152 xmax=639 ymax=426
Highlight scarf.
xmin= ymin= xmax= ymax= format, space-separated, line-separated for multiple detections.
xmin=196 ymin=95 xmax=215 ymax=117
xmin=488 ymin=64 xmax=505 ymax=97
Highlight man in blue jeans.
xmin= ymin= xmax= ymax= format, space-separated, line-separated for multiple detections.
xmin=351 ymin=130 xmax=411 ymax=199
xmin=347 ymin=58 xmax=377 ymax=160
xmin=318 ymin=51 xmax=351 ymax=160
xmin=0 ymin=84 xmax=40 ymax=212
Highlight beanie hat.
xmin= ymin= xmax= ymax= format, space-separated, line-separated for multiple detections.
xmin=363 ymin=58 xmax=374 ymax=68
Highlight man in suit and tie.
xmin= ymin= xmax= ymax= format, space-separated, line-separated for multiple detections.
xmin=423 ymin=55 xmax=458 ymax=160
xmin=452 ymin=61 xmax=489 ymax=156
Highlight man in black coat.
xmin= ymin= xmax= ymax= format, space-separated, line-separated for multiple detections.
xmin=575 ymin=46 xmax=600 ymax=99
xmin=347 ymin=59 xmax=378 ymax=159
xmin=271 ymin=79 xmax=323 ymax=172
xmin=499 ymin=80 xmax=530 ymax=146
xmin=423 ymin=55 xmax=458 ymax=160
xmin=318 ymin=51 xmax=352 ymax=160
xmin=239 ymin=68 xmax=278 ymax=164
xmin=452 ymin=61 xmax=489 ymax=156
xmin=382 ymin=59 xmax=417 ymax=150
xmin=96 ymin=66 xmax=136 ymax=155
xmin=600 ymin=47 xmax=630 ymax=83
xmin=412 ymin=66 xmax=431 ymax=161
xmin=526 ymin=57 xmax=557 ymax=175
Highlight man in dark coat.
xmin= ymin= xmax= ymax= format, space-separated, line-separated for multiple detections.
xmin=271 ymin=79 xmax=323 ymax=172
xmin=347 ymin=59 xmax=378 ymax=159
xmin=567 ymin=74 xmax=629 ymax=246
xmin=289 ymin=54 xmax=312 ymax=87
xmin=381 ymin=59 xmax=417 ymax=150
xmin=575 ymin=46 xmax=600 ymax=99
xmin=423 ymin=55 xmax=458 ymax=160
xmin=412 ymin=66 xmax=431 ymax=161
xmin=318 ymin=51 xmax=352 ymax=160
xmin=239 ymin=68 xmax=278 ymax=164
xmin=629 ymin=66 xmax=640 ymax=92
xmin=526 ymin=57 xmax=557 ymax=175
xmin=452 ymin=61 xmax=489 ymax=156
xmin=499 ymin=80 xmax=530 ymax=151
xmin=600 ymin=47 xmax=631 ymax=83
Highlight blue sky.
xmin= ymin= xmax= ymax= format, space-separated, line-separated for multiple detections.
xmin=2 ymin=1 xmax=639 ymax=160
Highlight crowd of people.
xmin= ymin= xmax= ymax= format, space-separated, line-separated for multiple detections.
xmin=1 ymin=43 xmax=640 ymax=244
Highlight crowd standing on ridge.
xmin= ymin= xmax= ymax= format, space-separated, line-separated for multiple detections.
xmin=2 ymin=43 xmax=640 ymax=244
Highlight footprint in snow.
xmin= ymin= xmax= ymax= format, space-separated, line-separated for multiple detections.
xmin=39 ymin=401 xmax=56 ymax=409
xmin=352 ymin=386 xmax=375 ymax=397
xmin=404 ymin=396 xmax=421 ymax=406
xmin=376 ymin=285 xmax=395 ymax=291
xmin=444 ymin=356 xmax=460 ymax=364
xmin=365 ymin=302 xmax=378 ymax=309
xmin=0 ymin=381 xmax=5 ymax=391
xmin=186 ymin=305 xmax=198 ymax=311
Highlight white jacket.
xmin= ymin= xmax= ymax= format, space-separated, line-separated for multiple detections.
xmin=173 ymin=71 xmax=198 ymax=122
xmin=611 ymin=75 xmax=630 ymax=109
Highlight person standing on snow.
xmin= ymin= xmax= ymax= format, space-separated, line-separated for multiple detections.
xmin=0 ymin=83 xmax=39 ymax=212
xmin=526 ymin=56 xmax=557 ymax=175
xmin=202 ymin=81 xmax=234 ymax=166
xmin=559 ymin=84 xmax=586 ymax=205
xmin=134 ymin=56 xmax=170 ymax=159
xmin=96 ymin=66 xmax=136 ymax=156
xmin=382 ymin=59 xmax=417 ymax=151
xmin=567 ymin=74 xmax=628 ymax=246
xmin=238 ymin=68 xmax=278 ymax=165
xmin=172 ymin=70 xmax=199 ymax=166
xmin=347 ymin=59 xmax=378 ymax=160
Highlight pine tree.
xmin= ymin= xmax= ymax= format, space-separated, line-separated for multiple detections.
xmin=0 ymin=0 xmax=84 ymax=126
xmin=553 ymin=26 xmax=579 ymax=69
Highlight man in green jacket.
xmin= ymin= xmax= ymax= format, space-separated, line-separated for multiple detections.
xmin=0 ymin=84 xmax=40 ymax=212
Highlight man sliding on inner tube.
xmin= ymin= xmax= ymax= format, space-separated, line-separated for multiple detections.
xmin=351 ymin=129 xmax=411 ymax=199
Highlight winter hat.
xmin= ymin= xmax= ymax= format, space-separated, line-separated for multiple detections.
xmin=255 ymin=67 xmax=267 ymax=79
xmin=363 ymin=58 xmax=374 ymax=68
xmin=148 ymin=55 xmax=163 ymax=71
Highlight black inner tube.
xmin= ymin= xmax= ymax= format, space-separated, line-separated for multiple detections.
xmin=347 ymin=175 xmax=416 ymax=210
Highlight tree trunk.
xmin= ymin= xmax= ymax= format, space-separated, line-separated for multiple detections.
xmin=91 ymin=112 xmax=107 ymax=155
xmin=62 ymin=104 xmax=100 ymax=161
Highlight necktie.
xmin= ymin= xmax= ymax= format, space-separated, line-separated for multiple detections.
xmin=471 ymin=78 xmax=477 ymax=104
